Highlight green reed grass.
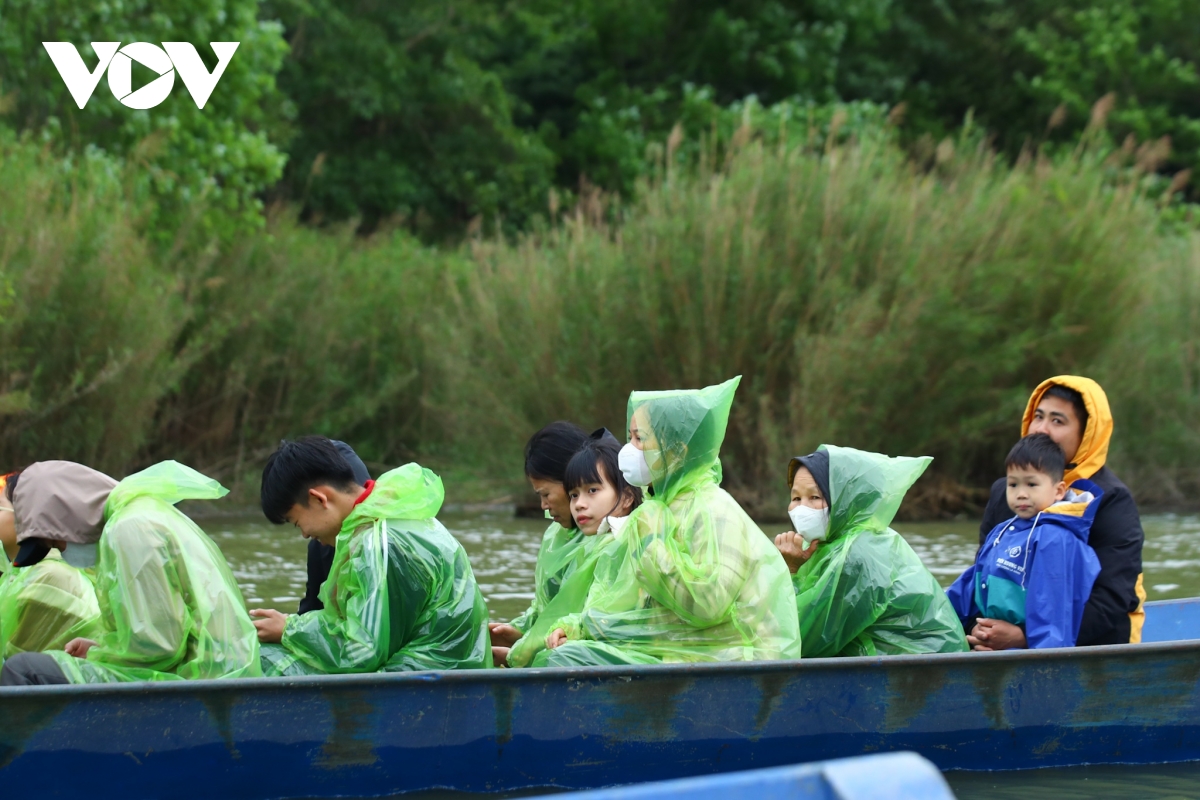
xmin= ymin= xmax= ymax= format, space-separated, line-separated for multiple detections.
xmin=0 ymin=125 xmax=1196 ymax=513
xmin=440 ymin=128 xmax=1183 ymax=513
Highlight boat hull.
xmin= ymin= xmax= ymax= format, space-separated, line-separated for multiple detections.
xmin=3 ymin=635 xmax=1200 ymax=799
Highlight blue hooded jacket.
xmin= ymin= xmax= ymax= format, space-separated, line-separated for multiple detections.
xmin=947 ymin=479 xmax=1103 ymax=649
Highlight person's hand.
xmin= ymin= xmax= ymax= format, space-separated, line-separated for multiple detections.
xmin=250 ymin=609 xmax=288 ymax=644
xmin=968 ymin=618 xmax=1026 ymax=651
xmin=64 ymin=638 xmax=98 ymax=659
xmin=774 ymin=531 xmax=819 ymax=574
xmin=492 ymin=646 xmax=511 ymax=668
xmin=489 ymin=622 xmax=522 ymax=648
xmin=546 ymin=628 xmax=568 ymax=649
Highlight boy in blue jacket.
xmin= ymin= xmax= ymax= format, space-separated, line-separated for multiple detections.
xmin=947 ymin=434 xmax=1102 ymax=650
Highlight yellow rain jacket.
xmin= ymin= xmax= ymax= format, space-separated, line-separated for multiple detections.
xmin=0 ymin=550 xmax=102 ymax=663
xmin=978 ymin=376 xmax=1146 ymax=644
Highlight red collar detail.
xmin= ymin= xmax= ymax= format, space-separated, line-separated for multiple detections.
xmin=353 ymin=480 xmax=376 ymax=506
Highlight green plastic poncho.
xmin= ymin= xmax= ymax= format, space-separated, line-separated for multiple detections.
xmin=538 ymin=376 xmax=802 ymax=666
xmin=46 ymin=462 xmax=261 ymax=683
xmin=0 ymin=550 xmax=102 ymax=664
xmin=508 ymin=522 xmax=589 ymax=635
xmin=506 ymin=529 xmax=622 ymax=668
xmin=792 ymin=445 xmax=968 ymax=658
xmin=260 ymin=463 xmax=491 ymax=676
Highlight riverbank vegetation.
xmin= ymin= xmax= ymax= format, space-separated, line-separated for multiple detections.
xmin=0 ymin=1 xmax=1197 ymax=515
xmin=2 ymin=112 xmax=1197 ymax=515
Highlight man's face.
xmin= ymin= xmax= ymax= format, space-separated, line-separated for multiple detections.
xmin=529 ymin=477 xmax=572 ymax=528
xmin=1027 ymin=394 xmax=1084 ymax=463
xmin=1006 ymin=467 xmax=1067 ymax=519
xmin=284 ymin=489 xmax=346 ymax=546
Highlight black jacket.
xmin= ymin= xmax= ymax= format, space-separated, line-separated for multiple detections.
xmin=298 ymin=539 xmax=336 ymax=615
xmin=297 ymin=439 xmax=371 ymax=615
xmin=978 ymin=465 xmax=1144 ymax=646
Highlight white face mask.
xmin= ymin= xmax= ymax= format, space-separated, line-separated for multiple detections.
xmin=62 ymin=541 xmax=98 ymax=570
xmin=788 ymin=504 xmax=830 ymax=543
xmin=618 ymin=443 xmax=653 ymax=487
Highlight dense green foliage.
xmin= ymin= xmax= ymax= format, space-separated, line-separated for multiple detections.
xmin=2 ymin=1 xmax=1195 ymax=236
xmin=0 ymin=0 xmax=289 ymax=240
xmin=0 ymin=1 xmax=1197 ymax=512
xmin=259 ymin=0 xmax=1199 ymax=235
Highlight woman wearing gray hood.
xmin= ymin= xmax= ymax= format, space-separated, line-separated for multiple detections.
xmin=1 ymin=460 xmax=259 ymax=685
xmin=0 ymin=470 xmax=104 ymax=662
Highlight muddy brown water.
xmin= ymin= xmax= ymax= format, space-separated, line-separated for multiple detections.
xmin=208 ymin=508 xmax=1200 ymax=798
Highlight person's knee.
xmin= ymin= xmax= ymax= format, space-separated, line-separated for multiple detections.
xmin=1 ymin=652 xmax=69 ymax=686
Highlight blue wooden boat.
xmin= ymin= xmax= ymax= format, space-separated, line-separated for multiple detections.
xmin=540 ymin=752 xmax=956 ymax=800
xmin=2 ymin=597 xmax=1199 ymax=799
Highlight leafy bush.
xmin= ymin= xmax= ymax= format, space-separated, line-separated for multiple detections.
xmin=0 ymin=0 xmax=289 ymax=242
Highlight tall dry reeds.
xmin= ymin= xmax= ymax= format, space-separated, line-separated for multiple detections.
xmin=0 ymin=139 xmax=181 ymax=474
xmin=437 ymin=126 xmax=1187 ymax=512
xmin=1 ymin=123 xmax=1196 ymax=512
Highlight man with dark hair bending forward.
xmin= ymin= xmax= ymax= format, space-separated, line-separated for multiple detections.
xmin=253 ymin=437 xmax=492 ymax=675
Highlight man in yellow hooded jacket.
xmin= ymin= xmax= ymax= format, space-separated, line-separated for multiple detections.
xmin=970 ymin=376 xmax=1146 ymax=648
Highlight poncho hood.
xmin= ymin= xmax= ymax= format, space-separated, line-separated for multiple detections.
xmin=341 ymin=462 xmax=444 ymax=534
xmin=1020 ymin=375 xmax=1113 ymax=485
xmin=822 ymin=445 xmax=932 ymax=542
xmin=14 ymin=461 xmax=117 ymax=545
xmin=104 ymin=461 xmax=227 ymax=519
xmin=626 ymin=375 xmax=740 ymax=503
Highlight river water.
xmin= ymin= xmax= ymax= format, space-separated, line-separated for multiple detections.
xmin=206 ymin=509 xmax=1200 ymax=799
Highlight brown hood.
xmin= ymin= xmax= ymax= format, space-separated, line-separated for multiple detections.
xmin=1021 ymin=376 xmax=1113 ymax=485
xmin=13 ymin=461 xmax=118 ymax=544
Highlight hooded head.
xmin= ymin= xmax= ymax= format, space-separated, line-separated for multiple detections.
xmin=1020 ymin=376 xmax=1112 ymax=485
xmin=797 ymin=445 xmax=931 ymax=542
xmin=11 ymin=461 xmax=118 ymax=568
xmin=626 ymin=376 xmax=740 ymax=503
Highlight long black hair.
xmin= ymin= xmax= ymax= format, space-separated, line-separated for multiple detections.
xmin=563 ymin=435 xmax=643 ymax=519
xmin=524 ymin=421 xmax=589 ymax=483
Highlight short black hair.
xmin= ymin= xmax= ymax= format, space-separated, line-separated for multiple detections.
xmin=563 ymin=435 xmax=643 ymax=516
xmin=524 ymin=421 xmax=589 ymax=483
xmin=261 ymin=437 xmax=360 ymax=524
xmin=1005 ymin=433 xmax=1066 ymax=481
xmin=1042 ymin=384 xmax=1089 ymax=432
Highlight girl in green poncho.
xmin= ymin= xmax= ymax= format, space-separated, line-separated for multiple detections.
xmin=540 ymin=376 xmax=802 ymax=666
xmin=505 ymin=433 xmax=641 ymax=668
xmin=1 ymin=460 xmax=260 ymax=685
xmin=254 ymin=437 xmax=491 ymax=675
xmin=490 ymin=422 xmax=592 ymax=667
xmin=776 ymin=445 xmax=968 ymax=658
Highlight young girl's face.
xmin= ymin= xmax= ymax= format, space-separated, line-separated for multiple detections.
xmin=788 ymin=467 xmax=828 ymax=512
xmin=569 ymin=462 xmax=633 ymax=535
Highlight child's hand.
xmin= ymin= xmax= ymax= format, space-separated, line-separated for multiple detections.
xmin=774 ymin=531 xmax=819 ymax=574
xmin=968 ymin=618 xmax=1027 ymax=651
xmin=489 ymin=622 xmax=522 ymax=648
xmin=492 ymin=646 xmax=511 ymax=667
xmin=546 ymin=628 xmax=568 ymax=649
xmin=250 ymin=609 xmax=288 ymax=644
